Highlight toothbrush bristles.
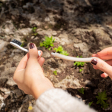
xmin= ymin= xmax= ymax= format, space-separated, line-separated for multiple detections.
xmin=11 ymin=39 xmax=22 ymax=46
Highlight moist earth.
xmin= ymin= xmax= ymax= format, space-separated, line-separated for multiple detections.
xmin=0 ymin=0 xmax=112 ymax=112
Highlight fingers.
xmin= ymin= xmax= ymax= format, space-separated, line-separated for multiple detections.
xmin=16 ymin=53 xmax=29 ymax=71
xmin=92 ymin=47 xmax=112 ymax=60
xmin=92 ymin=59 xmax=112 ymax=69
xmin=91 ymin=58 xmax=112 ymax=79
xmin=38 ymin=57 xmax=45 ymax=66
xmin=92 ymin=51 xmax=112 ymax=78
xmin=105 ymin=60 xmax=112 ymax=66
xmin=101 ymin=73 xmax=108 ymax=78
xmin=16 ymin=49 xmax=44 ymax=72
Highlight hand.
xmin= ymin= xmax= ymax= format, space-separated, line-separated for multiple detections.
xmin=91 ymin=47 xmax=112 ymax=79
xmin=13 ymin=43 xmax=53 ymax=99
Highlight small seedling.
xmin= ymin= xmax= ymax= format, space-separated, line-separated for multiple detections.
xmin=20 ymin=43 xmax=24 ymax=47
xmin=40 ymin=36 xmax=55 ymax=48
xmin=79 ymin=87 xmax=84 ymax=94
xmin=96 ymin=91 xmax=109 ymax=109
xmin=53 ymin=71 xmax=57 ymax=75
xmin=79 ymin=69 xmax=83 ymax=72
xmin=74 ymin=56 xmax=85 ymax=67
xmin=53 ymin=46 xmax=69 ymax=56
xmin=33 ymin=32 xmax=38 ymax=36
xmin=61 ymin=51 xmax=69 ymax=56
xmin=48 ymin=48 xmax=51 ymax=51
xmin=32 ymin=27 xmax=37 ymax=32
xmin=54 ymin=46 xmax=63 ymax=52
xmin=32 ymin=27 xmax=38 ymax=36
xmin=89 ymin=102 xmax=93 ymax=106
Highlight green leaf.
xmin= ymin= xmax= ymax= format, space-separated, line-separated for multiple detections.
xmin=74 ymin=56 xmax=85 ymax=67
xmin=33 ymin=33 xmax=38 ymax=36
xmin=54 ymin=46 xmax=63 ymax=52
xmin=32 ymin=27 xmax=37 ymax=32
xmin=40 ymin=36 xmax=55 ymax=48
xmin=20 ymin=43 xmax=24 ymax=47
xmin=101 ymin=102 xmax=109 ymax=109
xmin=48 ymin=48 xmax=51 ymax=51
xmin=96 ymin=91 xmax=107 ymax=102
xmin=50 ymin=43 xmax=54 ymax=47
xmin=60 ymin=51 xmax=69 ymax=56
xmin=40 ymin=42 xmax=43 ymax=47
xmin=53 ymin=71 xmax=57 ymax=75
xmin=79 ymin=88 xmax=84 ymax=94
xmin=53 ymin=46 xmax=69 ymax=56
xmin=89 ymin=102 xmax=93 ymax=106
xmin=96 ymin=91 xmax=109 ymax=109
xmin=53 ymin=48 xmax=57 ymax=51
xmin=79 ymin=69 xmax=83 ymax=72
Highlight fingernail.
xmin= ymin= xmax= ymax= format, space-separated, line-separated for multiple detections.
xmin=91 ymin=59 xmax=97 ymax=65
xmin=29 ymin=43 xmax=35 ymax=49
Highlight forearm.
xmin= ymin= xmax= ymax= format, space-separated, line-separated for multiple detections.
xmin=32 ymin=77 xmax=54 ymax=99
xmin=34 ymin=88 xmax=96 ymax=112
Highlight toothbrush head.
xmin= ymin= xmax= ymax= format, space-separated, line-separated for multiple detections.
xmin=11 ymin=39 xmax=22 ymax=46
xmin=10 ymin=39 xmax=41 ymax=56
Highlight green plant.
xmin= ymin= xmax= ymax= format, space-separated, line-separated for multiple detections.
xmin=40 ymin=36 xmax=55 ymax=48
xmin=74 ymin=56 xmax=85 ymax=67
xmin=48 ymin=48 xmax=51 ymax=51
xmin=96 ymin=91 xmax=109 ymax=109
xmin=53 ymin=71 xmax=57 ymax=75
xmin=32 ymin=27 xmax=38 ymax=36
xmin=89 ymin=102 xmax=93 ymax=106
xmin=79 ymin=69 xmax=83 ymax=72
xmin=79 ymin=87 xmax=84 ymax=94
xmin=53 ymin=46 xmax=69 ymax=56
xmin=33 ymin=32 xmax=38 ymax=36
xmin=61 ymin=51 xmax=69 ymax=56
xmin=54 ymin=46 xmax=63 ymax=52
xmin=32 ymin=27 xmax=37 ymax=32
xmin=20 ymin=43 xmax=24 ymax=47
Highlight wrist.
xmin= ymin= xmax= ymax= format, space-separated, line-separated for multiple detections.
xmin=31 ymin=78 xmax=54 ymax=99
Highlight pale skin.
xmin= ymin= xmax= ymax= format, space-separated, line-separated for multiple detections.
xmin=92 ymin=47 xmax=112 ymax=79
xmin=13 ymin=43 xmax=53 ymax=99
xmin=13 ymin=45 xmax=112 ymax=99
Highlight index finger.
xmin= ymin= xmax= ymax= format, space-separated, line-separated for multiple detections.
xmin=92 ymin=47 xmax=112 ymax=60
xmin=16 ymin=53 xmax=29 ymax=72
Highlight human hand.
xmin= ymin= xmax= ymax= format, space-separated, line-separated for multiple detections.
xmin=13 ymin=43 xmax=53 ymax=99
xmin=91 ymin=47 xmax=112 ymax=79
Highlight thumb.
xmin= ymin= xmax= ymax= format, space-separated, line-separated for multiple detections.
xmin=28 ymin=43 xmax=42 ymax=68
xmin=25 ymin=43 xmax=43 ymax=75
xmin=28 ymin=43 xmax=39 ymax=59
xmin=91 ymin=58 xmax=112 ymax=79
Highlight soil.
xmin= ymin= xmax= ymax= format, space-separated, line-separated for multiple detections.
xmin=0 ymin=0 xmax=112 ymax=112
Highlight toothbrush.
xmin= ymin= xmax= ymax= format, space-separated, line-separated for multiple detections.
xmin=10 ymin=39 xmax=41 ymax=56
xmin=10 ymin=39 xmax=96 ymax=62
xmin=51 ymin=52 xmax=96 ymax=62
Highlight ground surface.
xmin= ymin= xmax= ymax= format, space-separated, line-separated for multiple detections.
xmin=0 ymin=0 xmax=112 ymax=112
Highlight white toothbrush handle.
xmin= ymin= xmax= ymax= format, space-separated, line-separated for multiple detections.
xmin=10 ymin=42 xmax=41 ymax=56
xmin=51 ymin=52 xmax=96 ymax=62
